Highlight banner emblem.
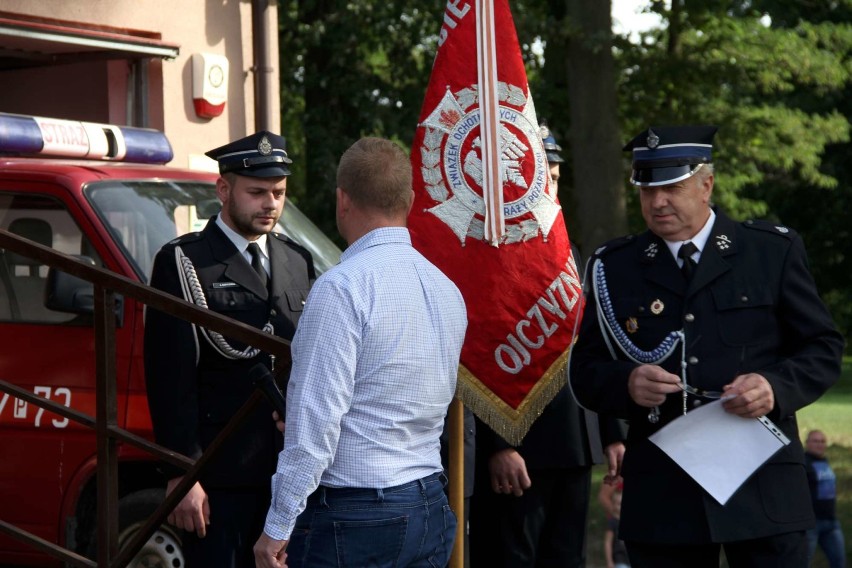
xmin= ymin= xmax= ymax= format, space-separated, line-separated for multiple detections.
xmin=419 ymin=84 xmax=561 ymax=245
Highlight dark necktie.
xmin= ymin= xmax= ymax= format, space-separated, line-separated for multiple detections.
xmin=678 ymin=241 xmax=698 ymax=281
xmin=247 ymin=242 xmax=268 ymax=288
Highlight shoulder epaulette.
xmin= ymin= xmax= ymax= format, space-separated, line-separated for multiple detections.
xmin=166 ymin=232 xmax=203 ymax=246
xmin=742 ymin=219 xmax=796 ymax=239
xmin=269 ymin=231 xmax=293 ymax=245
xmin=591 ymin=234 xmax=637 ymax=258
xmin=271 ymin=230 xmax=315 ymax=253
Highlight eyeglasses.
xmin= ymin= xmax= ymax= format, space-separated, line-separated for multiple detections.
xmin=648 ymin=382 xmax=727 ymax=423
xmin=679 ymin=383 xmax=723 ymax=399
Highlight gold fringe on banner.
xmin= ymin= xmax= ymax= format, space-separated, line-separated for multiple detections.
xmin=456 ymin=348 xmax=571 ymax=445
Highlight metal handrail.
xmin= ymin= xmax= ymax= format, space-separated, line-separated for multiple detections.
xmin=0 ymin=228 xmax=290 ymax=567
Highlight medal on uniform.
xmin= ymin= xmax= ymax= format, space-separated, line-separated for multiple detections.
xmin=625 ymin=317 xmax=638 ymax=333
xmin=650 ymin=299 xmax=664 ymax=315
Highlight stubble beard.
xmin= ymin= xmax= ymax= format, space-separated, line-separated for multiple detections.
xmin=228 ymin=200 xmax=279 ymax=239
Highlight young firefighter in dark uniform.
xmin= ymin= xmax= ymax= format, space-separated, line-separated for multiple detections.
xmin=144 ymin=131 xmax=315 ymax=567
xmin=470 ymin=125 xmax=625 ymax=568
xmin=569 ymin=125 xmax=844 ymax=568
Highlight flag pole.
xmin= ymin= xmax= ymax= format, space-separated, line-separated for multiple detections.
xmin=448 ymin=396 xmax=465 ymax=568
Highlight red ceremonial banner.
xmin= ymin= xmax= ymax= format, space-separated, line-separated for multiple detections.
xmin=409 ymin=0 xmax=582 ymax=444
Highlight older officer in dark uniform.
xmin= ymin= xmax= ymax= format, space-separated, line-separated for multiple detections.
xmin=144 ymin=131 xmax=315 ymax=567
xmin=469 ymin=125 xmax=625 ymax=568
xmin=569 ymin=125 xmax=844 ymax=568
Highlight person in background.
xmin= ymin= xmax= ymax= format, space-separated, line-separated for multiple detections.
xmin=604 ymin=489 xmax=630 ymax=568
xmin=469 ymin=123 xmax=625 ymax=568
xmin=598 ymin=474 xmax=625 ymax=520
xmin=541 ymin=122 xmax=565 ymax=189
xmin=144 ymin=131 xmax=315 ymax=567
xmin=804 ymin=429 xmax=846 ymax=568
xmin=254 ymin=137 xmax=468 ymax=568
xmin=570 ymin=125 xmax=844 ymax=567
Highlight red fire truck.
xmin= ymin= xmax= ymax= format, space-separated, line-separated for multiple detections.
xmin=0 ymin=113 xmax=340 ymax=567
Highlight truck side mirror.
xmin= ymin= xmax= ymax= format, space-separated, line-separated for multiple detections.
xmin=45 ymin=255 xmax=124 ymax=326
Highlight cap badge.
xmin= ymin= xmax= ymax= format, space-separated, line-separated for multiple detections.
xmin=650 ymin=299 xmax=665 ymax=315
xmin=715 ymin=234 xmax=732 ymax=250
xmin=646 ymin=128 xmax=660 ymax=149
xmin=540 ymin=125 xmax=551 ymax=139
xmin=258 ymin=136 xmax=273 ymax=156
xmin=625 ymin=317 xmax=639 ymax=334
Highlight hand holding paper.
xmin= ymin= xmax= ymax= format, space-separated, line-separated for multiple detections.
xmin=721 ymin=373 xmax=776 ymax=418
xmin=649 ymin=399 xmax=789 ymax=505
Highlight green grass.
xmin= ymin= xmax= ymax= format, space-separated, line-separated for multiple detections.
xmin=586 ymin=357 xmax=852 ymax=568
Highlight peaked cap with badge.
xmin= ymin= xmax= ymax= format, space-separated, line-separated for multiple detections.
xmin=206 ymin=130 xmax=293 ymax=177
xmin=539 ymin=123 xmax=565 ymax=164
xmin=623 ymin=125 xmax=717 ymax=187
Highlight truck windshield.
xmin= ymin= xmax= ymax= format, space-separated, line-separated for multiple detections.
xmin=85 ymin=180 xmax=341 ymax=280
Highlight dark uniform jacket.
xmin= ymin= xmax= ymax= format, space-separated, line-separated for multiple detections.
xmin=570 ymin=209 xmax=844 ymax=544
xmin=144 ymin=218 xmax=315 ymax=489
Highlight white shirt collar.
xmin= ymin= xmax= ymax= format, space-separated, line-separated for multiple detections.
xmin=215 ymin=215 xmax=269 ymax=260
xmin=664 ymin=208 xmax=715 ymax=265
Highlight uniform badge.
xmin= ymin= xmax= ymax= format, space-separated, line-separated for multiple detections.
xmin=646 ymin=128 xmax=660 ymax=149
xmin=258 ymin=135 xmax=273 ymax=156
xmin=625 ymin=317 xmax=638 ymax=334
xmin=643 ymin=242 xmax=659 ymax=259
xmin=715 ymin=234 xmax=731 ymax=250
xmin=650 ymin=299 xmax=664 ymax=315
xmin=775 ymin=225 xmax=789 ymax=234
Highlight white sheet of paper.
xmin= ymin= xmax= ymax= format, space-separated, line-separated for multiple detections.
xmin=648 ymin=399 xmax=790 ymax=505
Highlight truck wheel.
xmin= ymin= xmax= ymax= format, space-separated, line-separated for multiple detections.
xmin=87 ymin=489 xmax=184 ymax=568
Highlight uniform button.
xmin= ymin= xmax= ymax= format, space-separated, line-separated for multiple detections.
xmin=270 ymin=309 xmax=277 ymax=316
xmin=692 ymin=399 xmax=703 ymax=408
xmin=688 ymin=356 xmax=699 ymax=365
xmin=741 ymin=295 xmax=749 ymax=303
xmin=684 ymin=313 xmax=695 ymax=323
xmin=228 ymin=300 xmax=236 ymax=306
xmin=638 ymin=306 xmax=645 ymax=313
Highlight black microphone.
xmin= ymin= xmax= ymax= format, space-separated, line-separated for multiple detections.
xmin=249 ymin=362 xmax=287 ymax=419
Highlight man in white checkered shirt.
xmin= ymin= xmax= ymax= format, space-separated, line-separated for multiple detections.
xmin=254 ymin=137 xmax=468 ymax=568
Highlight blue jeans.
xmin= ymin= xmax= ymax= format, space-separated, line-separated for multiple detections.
xmin=286 ymin=472 xmax=456 ymax=567
xmin=807 ymin=518 xmax=846 ymax=568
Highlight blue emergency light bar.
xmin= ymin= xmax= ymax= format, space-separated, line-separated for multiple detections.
xmin=0 ymin=112 xmax=173 ymax=164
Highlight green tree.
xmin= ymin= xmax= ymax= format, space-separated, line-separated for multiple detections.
xmin=278 ymin=0 xmax=444 ymax=243
xmin=279 ymin=0 xmax=627 ymax=253
xmin=510 ymin=0 xmax=628 ymax=253
xmin=277 ymin=2 xmax=851 ymax=346
xmin=616 ymin=0 xmax=851 ymax=345
xmin=744 ymin=0 xmax=852 ymax=349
